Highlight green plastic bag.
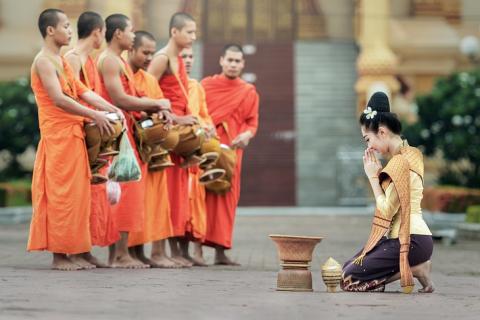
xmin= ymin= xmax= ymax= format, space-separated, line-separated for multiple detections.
xmin=108 ymin=132 xmax=142 ymax=182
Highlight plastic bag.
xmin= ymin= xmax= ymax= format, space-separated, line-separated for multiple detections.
xmin=106 ymin=180 xmax=121 ymax=205
xmin=108 ymin=132 xmax=142 ymax=182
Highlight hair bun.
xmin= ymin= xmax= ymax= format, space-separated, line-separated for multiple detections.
xmin=367 ymin=92 xmax=390 ymax=113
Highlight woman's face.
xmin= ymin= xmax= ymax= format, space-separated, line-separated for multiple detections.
xmin=361 ymin=126 xmax=389 ymax=155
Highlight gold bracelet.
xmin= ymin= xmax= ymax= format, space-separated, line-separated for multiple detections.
xmin=369 ymin=176 xmax=379 ymax=180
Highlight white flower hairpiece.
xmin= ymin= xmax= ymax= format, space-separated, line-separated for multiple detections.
xmin=363 ymin=106 xmax=377 ymax=120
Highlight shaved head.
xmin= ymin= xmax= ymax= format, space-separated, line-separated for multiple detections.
xmin=38 ymin=8 xmax=64 ymax=38
xmin=169 ymin=12 xmax=195 ymax=37
xmin=221 ymin=44 xmax=244 ymax=58
xmin=77 ymin=11 xmax=104 ymax=39
xmin=133 ymin=30 xmax=155 ymax=49
xmin=105 ymin=14 xmax=129 ymax=43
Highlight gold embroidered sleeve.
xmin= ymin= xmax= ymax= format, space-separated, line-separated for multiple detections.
xmin=375 ymin=182 xmax=400 ymax=220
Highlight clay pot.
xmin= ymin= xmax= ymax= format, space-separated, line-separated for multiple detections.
xmin=321 ymin=257 xmax=342 ymax=293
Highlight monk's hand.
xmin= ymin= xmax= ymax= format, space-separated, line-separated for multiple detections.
xmin=363 ymin=148 xmax=382 ymax=180
xmin=176 ymin=115 xmax=199 ymax=126
xmin=160 ymin=110 xmax=174 ymax=124
xmin=232 ymin=131 xmax=253 ymax=149
xmin=204 ymin=124 xmax=217 ymax=139
xmin=156 ymin=99 xmax=171 ymax=112
xmin=93 ymin=111 xmax=115 ymax=136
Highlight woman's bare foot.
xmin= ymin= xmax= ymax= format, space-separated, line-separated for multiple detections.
xmin=111 ymin=253 xmax=150 ymax=269
xmin=82 ymin=252 xmax=109 ymax=268
xmin=412 ymin=260 xmax=434 ymax=293
xmin=52 ymin=254 xmax=82 ymax=271
xmin=150 ymin=255 xmax=182 ymax=268
xmin=69 ymin=254 xmax=96 ymax=270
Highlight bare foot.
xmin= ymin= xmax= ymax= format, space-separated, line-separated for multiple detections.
xmin=150 ymin=255 xmax=182 ymax=268
xmin=111 ymin=254 xmax=150 ymax=269
xmin=191 ymin=256 xmax=208 ymax=267
xmin=413 ymin=260 xmax=435 ymax=293
xmin=82 ymin=252 xmax=109 ymax=268
xmin=214 ymin=257 xmax=241 ymax=266
xmin=69 ymin=254 xmax=96 ymax=270
xmin=170 ymin=255 xmax=193 ymax=268
xmin=52 ymin=254 xmax=82 ymax=271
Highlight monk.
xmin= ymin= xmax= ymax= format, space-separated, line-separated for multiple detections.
xmin=180 ymin=47 xmax=216 ymax=266
xmin=148 ymin=12 xmax=198 ymax=267
xmin=126 ymin=31 xmax=179 ymax=268
xmin=201 ymin=44 xmax=259 ymax=265
xmin=64 ymin=11 xmax=120 ymax=269
xmin=97 ymin=14 xmax=172 ymax=268
xmin=27 ymin=8 xmax=117 ymax=271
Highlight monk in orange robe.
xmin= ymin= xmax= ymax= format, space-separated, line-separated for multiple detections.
xmin=201 ymin=44 xmax=259 ymax=265
xmin=180 ymin=47 xmax=216 ymax=266
xmin=148 ymin=13 xmax=198 ymax=267
xmin=97 ymin=14 xmax=172 ymax=268
xmin=28 ymin=9 xmax=117 ymax=271
xmin=64 ymin=11 xmax=120 ymax=269
xmin=125 ymin=31 xmax=179 ymax=268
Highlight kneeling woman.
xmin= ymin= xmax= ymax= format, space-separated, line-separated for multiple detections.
xmin=341 ymin=92 xmax=434 ymax=294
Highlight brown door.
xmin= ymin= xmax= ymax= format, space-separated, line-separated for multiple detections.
xmin=202 ymin=44 xmax=295 ymax=205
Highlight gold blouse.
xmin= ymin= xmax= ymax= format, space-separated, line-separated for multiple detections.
xmin=375 ymin=171 xmax=432 ymax=239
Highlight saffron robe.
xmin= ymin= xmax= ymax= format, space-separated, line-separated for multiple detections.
xmin=68 ymin=54 xmax=120 ymax=247
xmin=27 ymin=56 xmax=92 ymax=254
xmin=97 ymin=55 xmax=146 ymax=233
xmin=201 ymin=74 xmax=259 ymax=248
xmin=157 ymin=56 xmax=190 ymax=237
xmin=128 ymin=69 xmax=173 ymax=246
xmin=187 ymin=79 xmax=213 ymax=241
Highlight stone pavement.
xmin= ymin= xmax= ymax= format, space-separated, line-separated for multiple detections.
xmin=0 ymin=212 xmax=479 ymax=320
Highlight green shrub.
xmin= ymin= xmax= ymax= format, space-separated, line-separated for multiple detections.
xmin=0 ymin=78 xmax=39 ymax=181
xmin=466 ymin=205 xmax=480 ymax=223
xmin=404 ymin=70 xmax=480 ymax=188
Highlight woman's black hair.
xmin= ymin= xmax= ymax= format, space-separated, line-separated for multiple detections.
xmin=359 ymin=91 xmax=402 ymax=134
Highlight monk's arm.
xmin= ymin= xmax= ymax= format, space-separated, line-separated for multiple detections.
xmin=80 ymin=91 xmax=123 ymax=114
xmin=147 ymin=54 xmax=168 ymax=81
xmin=64 ymin=54 xmax=82 ymax=79
xmin=241 ymin=91 xmax=259 ymax=136
xmin=232 ymin=91 xmax=259 ymax=148
xmin=35 ymin=57 xmax=114 ymax=135
xmin=102 ymin=56 xmax=165 ymax=112
xmin=36 ymin=57 xmax=103 ymax=119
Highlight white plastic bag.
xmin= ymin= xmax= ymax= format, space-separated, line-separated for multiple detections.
xmin=106 ymin=180 xmax=121 ymax=205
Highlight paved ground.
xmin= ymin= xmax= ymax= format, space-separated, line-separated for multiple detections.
xmin=0 ymin=213 xmax=479 ymax=319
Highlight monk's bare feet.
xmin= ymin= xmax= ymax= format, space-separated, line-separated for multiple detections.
xmin=111 ymin=254 xmax=150 ymax=269
xmin=191 ymin=256 xmax=208 ymax=267
xmin=413 ymin=260 xmax=435 ymax=293
xmin=52 ymin=254 xmax=82 ymax=271
xmin=69 ymin=254 xmax=96 ymax=270
xmin=214 ymin=256 xmax=241 ymax=266
xmin=214 ymin=248 xmax=240 ymax=266
xmin=82 ymin=252 xmax=109 ymax=268
xmin=150 ymin=255 xmax=182 ymax=268
xmin=170 ymin=255 xmax=193 ymax=268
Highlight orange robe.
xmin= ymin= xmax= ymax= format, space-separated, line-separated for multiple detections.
xmin=79 ymin=55 xmax=119 ymax=247
xmin=128 ymin=69 xmax=173 ymax=246
xmin=201 ymin=74 xmax=259 ymax=249
xmin=187 ymin=79 xmax=212 ymax=241
xmin=27 ymin=57 xmax=92 ymax=254
xmin=158 ymin=56 xmax=190 ymax=237
xmin=98 ymin=56 xmax=146 ymax=233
